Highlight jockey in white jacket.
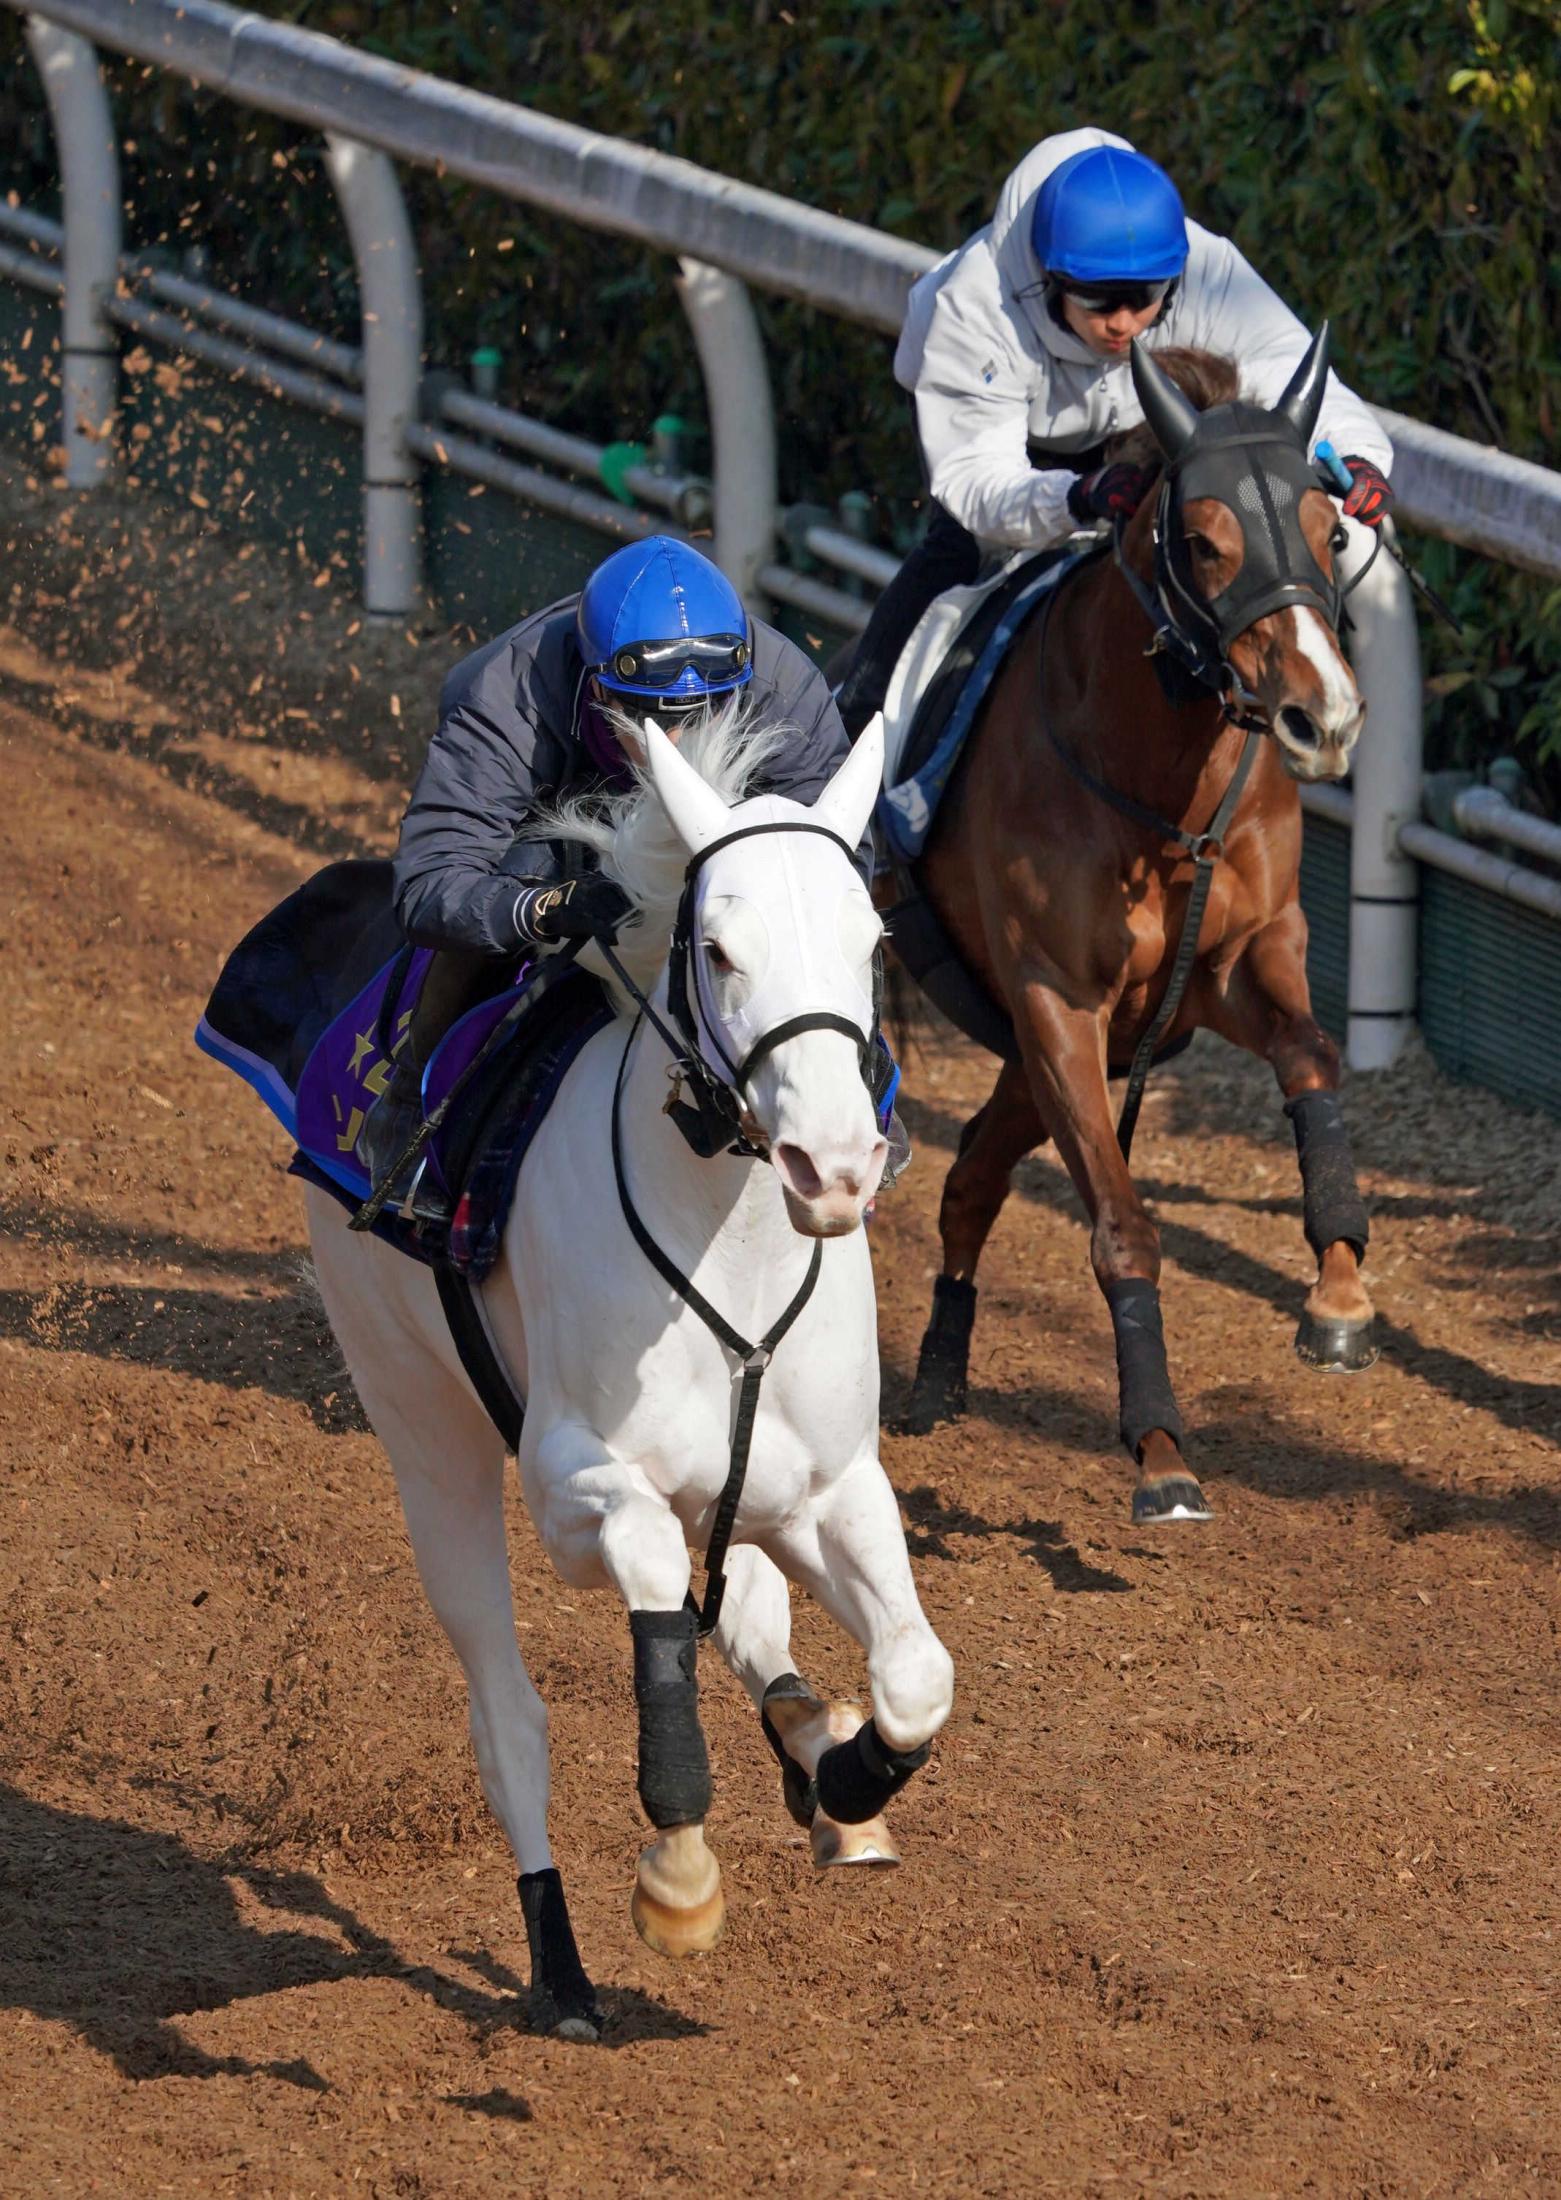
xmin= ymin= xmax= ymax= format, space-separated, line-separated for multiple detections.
xmin=837 ymin=127 xmax=1396 ymax=735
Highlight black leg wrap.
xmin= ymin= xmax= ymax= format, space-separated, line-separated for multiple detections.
xmin=910 ymin=1275 xmax=976 ymax=1409
xmin=759 ymin=1672 xmax=819 ymax=1827
xmin=814 ymin=1717 xmax=931 ymax=1826
xmin=1285 ymin=1091 xmax=1369 ymax=1261
xmin=631 ymin=1608 xmax=712 ymax=1831
xmin=1106 ymin=1278 xmax=1184 ymax=1457
xmin=904 ymin=1275 xmax=978 ymax=1435
xmin=518 ymin=1868 xmax=601 ymax=2040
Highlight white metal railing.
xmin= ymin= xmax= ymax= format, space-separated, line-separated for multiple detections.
xmin=6 ymin=0 xmax=1561 ymax=1078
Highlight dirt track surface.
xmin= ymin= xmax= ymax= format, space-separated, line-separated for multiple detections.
xmin=3 ymin=467 xmax=1560 ymax=2196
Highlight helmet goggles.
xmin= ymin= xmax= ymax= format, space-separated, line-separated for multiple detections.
xmin=598 ymin=631 xmax=751 ymax=691
xmin=1056 ymin=275 xmax=1175 ymax=315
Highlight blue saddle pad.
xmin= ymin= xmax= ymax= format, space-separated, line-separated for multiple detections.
xmin=196 ymin=859 xmax=611 ymax=1274
xmin=876 ymin=541 xmax=1097 ymax=863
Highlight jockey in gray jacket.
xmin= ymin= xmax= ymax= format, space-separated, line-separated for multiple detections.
xmin=363 ymin=535 xmax=877 ymax=1216
xmin=837 ymin=127 xmax=1396 ymax=734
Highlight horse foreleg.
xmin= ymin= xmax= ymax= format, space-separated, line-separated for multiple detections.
xmin=766 ymin=1462 xmax=954 ymax=1846
xmin=528 ymin=1426 xmax=723 ymax=1959
xmin=904 ymin=1058 xmax=1046 ymax=1435
xmin=705 ymin=1545 xmax=886 ymax=1864
xmin=1008 ymin=985 xmax=1210 ymax=1524
xmin=1206 ymin=910 xmax=1377 ymax=1371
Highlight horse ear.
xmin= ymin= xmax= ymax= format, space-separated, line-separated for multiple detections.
xmin=812 ymin=711 xmax=884 ymax=851
xmin=640 ymin=715 xmax=731 ymax=856
xmin=1130 ymin=338 xmax=1200 ymax=459
xmin=1276 ymin=321 xmax=1331 ymax=445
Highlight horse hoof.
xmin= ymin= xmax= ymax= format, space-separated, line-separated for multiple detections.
xmin=1295 ymin=1310 xmax=1379 ymax=1372
xmin=811 ymin=1811 xmax=901 ymax=1869
xmin=1132 ymin=1473 xmax=1213 ymax=1525
xmin=630 ymin=1876 xmax=726 ymax=1959
xmin=533 ymin=1996 xmax=603 ymax=2045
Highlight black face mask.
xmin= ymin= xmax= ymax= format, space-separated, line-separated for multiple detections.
xmin=1126 ymin=323 xmax=1347 ymax=708
xmin=1158 ymin=402 xmax=1343 ymax=666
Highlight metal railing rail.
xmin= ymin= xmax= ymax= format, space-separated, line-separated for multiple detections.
xmin=8 ymin=0 xmax=1559 ymax=584
xmin=6 ymin=0 xmax=1561 ymax=1080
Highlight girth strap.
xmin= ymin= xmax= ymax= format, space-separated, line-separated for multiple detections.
xmin=611 ymin=1018 xmax=823 ymax=1636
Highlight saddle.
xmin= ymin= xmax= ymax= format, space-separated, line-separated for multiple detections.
xmin=875 ymin=544 xmax=1097 ymax=1062
xmin=196 ymin=859 xmax=612 ymax=1277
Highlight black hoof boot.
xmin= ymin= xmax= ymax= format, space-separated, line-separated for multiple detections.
xmin=900 ymin=1275 xmax=976 ymax=1436
xmin=759 ymin=1672 xmax=820 ymax=1828
xmin=1294 ymin=1310 xmax=1379 ymax=1372
xmin=518 ymin=1868 xmax=602 ymax=2042
xmin=1131 ymin=1472 xmax=1214 ymax=1525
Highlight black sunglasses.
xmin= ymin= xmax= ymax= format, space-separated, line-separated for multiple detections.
xmin=600 ymin=632 xmax=751 ymax=688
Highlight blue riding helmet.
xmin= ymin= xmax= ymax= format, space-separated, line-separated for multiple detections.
xmin=577 ymin=536 xmax=753 ymax=705
xmin=1030 ymin=145 xmax=1188 ymax=285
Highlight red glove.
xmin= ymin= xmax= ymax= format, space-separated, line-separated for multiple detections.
xmin=1067 ymin=462 xmax=1156 ymax=526
xmin=1340 ymin=454 xmax=1394 ymax=528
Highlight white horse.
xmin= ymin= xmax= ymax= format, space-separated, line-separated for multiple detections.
xmin=306 ymin=703 xmax=954 ymax=2040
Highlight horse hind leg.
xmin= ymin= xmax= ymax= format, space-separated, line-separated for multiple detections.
xmin=903 ymin=1058 xmax=1045 ymax=1436
xmin=712 ymin=1547 xmax=899 ymax=1867
xmin=304 ymin=1194 xmax=602 ymax=2039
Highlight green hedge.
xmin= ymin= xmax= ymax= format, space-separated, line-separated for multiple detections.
xmin=2 ymin=0 xmax=1557 ymax=791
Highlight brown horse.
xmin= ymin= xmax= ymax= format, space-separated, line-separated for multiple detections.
xmin=892 ymin=329 xmax=1378 ymax=1524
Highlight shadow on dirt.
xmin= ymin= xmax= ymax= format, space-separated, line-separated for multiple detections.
xmin=0 ymin=1784 xmax=705 ymax=2082
xmin=0 ymin=1278 xmax=366 ymax=1436
xmin=896 ymin=1483 xmax=1132 ymax=1593
xmin=1 ymin=1194 xmax=308 ymax=1293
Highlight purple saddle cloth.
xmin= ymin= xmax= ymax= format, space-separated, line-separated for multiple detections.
xmin=196 ymin=859 xmax=612 ymax=1275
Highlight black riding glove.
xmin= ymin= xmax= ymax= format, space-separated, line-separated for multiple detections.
xmin=1067 ymin=462 xmax=1156 ymax=526
xmin=512 ymin=874 xmax=633 ymax=947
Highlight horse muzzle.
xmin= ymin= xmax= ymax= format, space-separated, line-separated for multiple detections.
xmin=1271 ymin=693 xmax=1366 ymax=783
xmin=772 ymin=1135 xmax=888 ymax=1236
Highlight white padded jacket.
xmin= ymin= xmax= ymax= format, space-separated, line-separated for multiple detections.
xmin=895 ymin=127 xmax=1393 ymax=551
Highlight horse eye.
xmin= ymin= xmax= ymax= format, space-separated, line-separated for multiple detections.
xmin=704 ymin=940 xmax=733 ymax=974
xmin=1185 ymin=532 xmax=1216 ymax=559
xmin=1330 ymin=524 xmax=1349 ymax=554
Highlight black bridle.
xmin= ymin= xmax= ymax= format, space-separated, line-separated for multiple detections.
xmin=1111 ymin=406 xmax=1382 ymax=737
xmin=598 ymin=814 xmax=878 ymax=1635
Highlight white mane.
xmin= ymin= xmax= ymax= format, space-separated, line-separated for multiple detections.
xmin=528 ymin=694 xmax=790 ymax=997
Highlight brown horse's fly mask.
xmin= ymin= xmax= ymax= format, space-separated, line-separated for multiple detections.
xmin=1120 ymin=323 xmax=1364 ymax=732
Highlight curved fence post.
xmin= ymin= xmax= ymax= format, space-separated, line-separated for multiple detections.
xmin=25 ymin=14 xmax=119 ymax=485
xmin=323 ymin=133 xmax=422 ymax=617
xmin=676 ymin=257 xmax=775 ymax=616
xmin=1342 ymin=529 xmax=1422 ymax=1070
